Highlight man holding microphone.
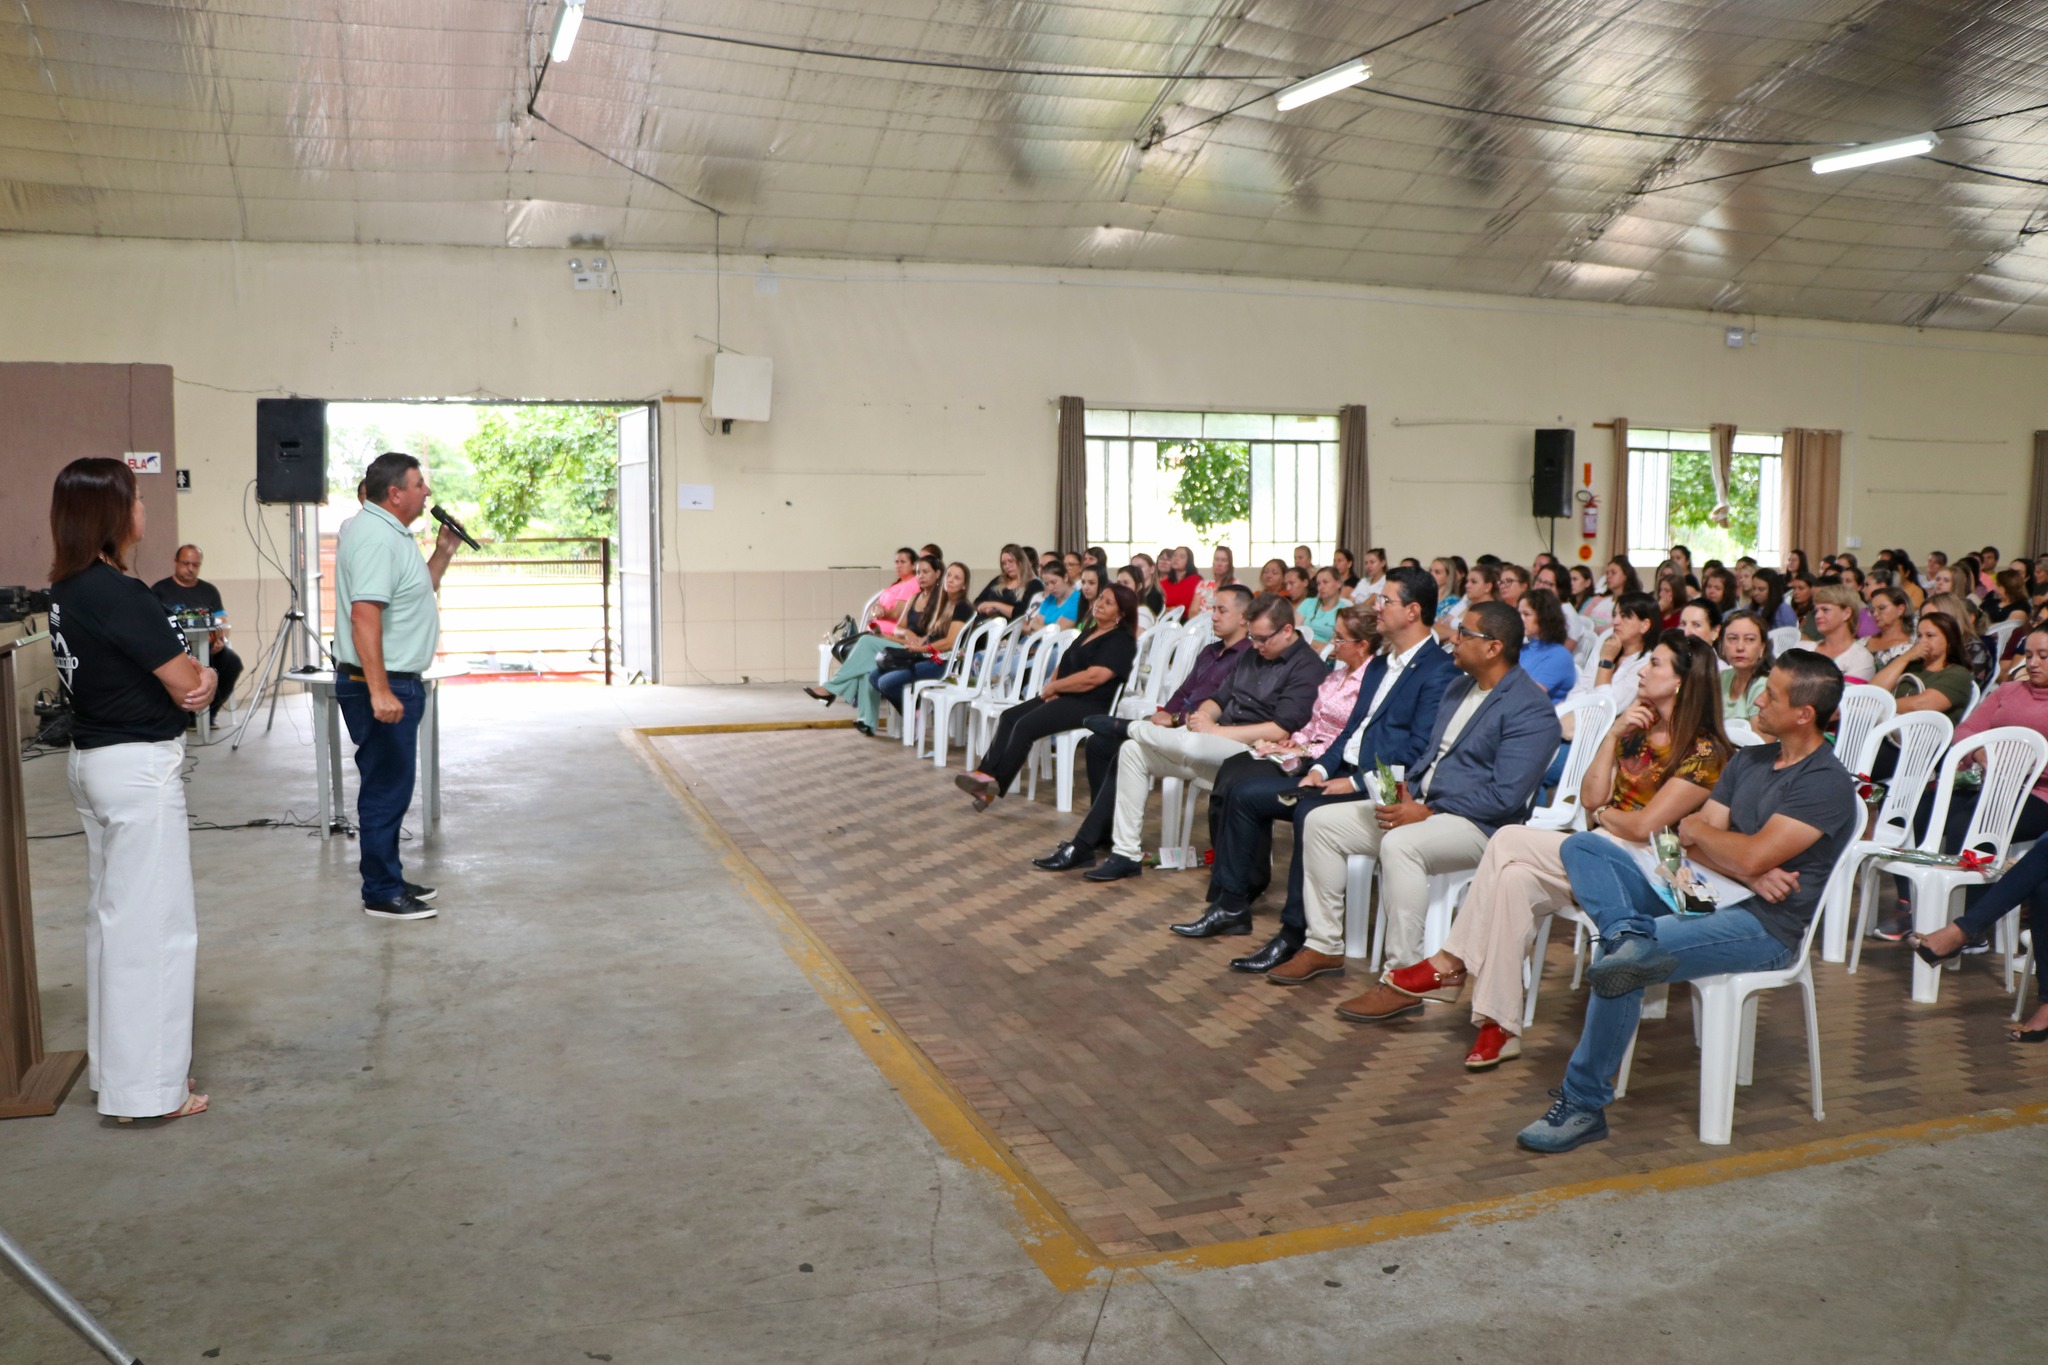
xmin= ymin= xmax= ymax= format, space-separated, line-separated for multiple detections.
xmin=334 ymin=452 xmax=464 ymax=920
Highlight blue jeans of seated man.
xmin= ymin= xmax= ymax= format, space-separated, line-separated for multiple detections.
xmin=1556 ymin=831 xmax=1796 ymax=1112
xmin=335 ymin=674 xmax=425 ymax=904
xmin=874 ymin=659 xmax=947 ymax=717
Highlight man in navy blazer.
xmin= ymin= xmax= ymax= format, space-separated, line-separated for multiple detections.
xmin=1185 ymin=568 xmax=1457 ymax=968
xmin=1268 ymin=600 xmax=1563 ymax=1003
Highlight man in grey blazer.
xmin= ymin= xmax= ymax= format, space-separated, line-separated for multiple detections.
xmin=1268 ymin=600 xmax=1563 ymax=994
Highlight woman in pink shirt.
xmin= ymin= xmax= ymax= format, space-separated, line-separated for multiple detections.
xmin=868 ymin=547 xmax=922 ymax=637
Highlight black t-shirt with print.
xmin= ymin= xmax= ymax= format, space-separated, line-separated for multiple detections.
xmin=150 ymin=574 xmax=225 ymax=617
xmin=49 ymin=562 xmax=190 ymax=748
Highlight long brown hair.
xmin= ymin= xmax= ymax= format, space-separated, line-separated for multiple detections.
xmin=1659 ymin=629 xmax=1730 ymax=769
xmin=49 ymin=457 xmax=138 ymax=582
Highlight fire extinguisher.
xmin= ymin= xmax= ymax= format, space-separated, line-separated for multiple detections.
xmin=1579 ymin=492 xmax=1599 ymax=540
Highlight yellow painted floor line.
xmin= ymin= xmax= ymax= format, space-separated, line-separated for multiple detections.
xmin=638 ymin=719 xmax=857 ymax=736
xmin=631 ymin=726 xmax=2048 ymax=1292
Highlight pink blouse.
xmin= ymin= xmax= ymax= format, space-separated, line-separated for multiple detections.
xmin=869 ymin=575 xmax=921 ymax=636
xmin=1954 ymin=679 xmax=2048 ymax=802
xmin=1286 ymin=661 xmax=1363 ymax=753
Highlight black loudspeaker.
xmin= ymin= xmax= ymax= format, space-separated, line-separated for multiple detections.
xmin=1532 ymin=428 xmax=1574 ymax=518
xmin=255 ymin=398 xmax=328 ymax=504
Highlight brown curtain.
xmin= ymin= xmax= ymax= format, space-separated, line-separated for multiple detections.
xmin=1055 ymin=396 xmax=1085 ymax=551
xmin=1708 ymin=423 xmax=1736 ymax=527
xmin=2030 ymin=431 xmax=2048 ymax=556
xmin=1608 ymin=418 xmax=1630 ymax=561
xmin=1335 ymin=403 xmax=1371 ymax=555
xmin=1783 ymin=427 xmax=1843 ymax=561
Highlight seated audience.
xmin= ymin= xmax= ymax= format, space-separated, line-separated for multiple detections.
xmin=1430 ymin=555 xmax=1468 ymax=633
xmin=1077 ymin=595 xmax=1328 ymax=883
xmin=1567 ymin=564 xmax=1598 ymax=613
xmin=1864 ymin=586 xmax=1914 ymax=666
xmin=1258 ymin=558 xmax=1289 ymax=596
xmin=1190 ymin=546 xmax=1238 ymax=616
xmin=866 ymin=547 xmax=923 ymax=637
xmin=1718 ymin=609 xmax=1772 ymax=720
xmin=1268 ymin=601 xmax=1562 ymax=992
xmin=1869 ymin=610 xmax=1972 ymax=718
xmin=1166 ymin=606 xmax=1378 ymax=938
xmin=1331 ymin=547 xmax=1362 ymax=591
xmin=1159 ymin=545 xmax=1203 ymax=616
xmin=1336 ymin=632 xmax=1729 ymax=1061
xmin=1798 ymin=583 xmax=1876 ymax=681
xmin=1028 ymin=587 xmax=1253 ymax=873
xmin=1678 ymin=598 xmax=1721 ymax=651
xmin=1497 ymin=564 xmax=1529 ymax=609
xmin=1516 ymin=650 xmax=1858 ymax=1153
xmin=1437 ymin=562 xmax=1498 ymax=642
xmin=1701 ymin=567 xmax=1739 ymax=614
xmin=973 ymin=544 xmax=1041 ymax=621
xmin=1353 ymin=547 xmax=1389 ymax=605
xmin=872 ymin=562 xmax=975 ymax=729
xmin=149 ymin=543 xmax=244 ymax=722
xmin=1283 ymin=565 xmax=1313 ymax=607
xmin=954 ymin=585 xmax=1140 ymax=808
xmin=1202 ymin=570 xmax=1457 ymax=966
xmin=1021 ymin=559 xmax=1081 ymax=629
xmin=1532 ymin=563 xmax=1585 ymax=641
xmin=1292 ymin=545 xmax=1316 ymax=575
xmin=1299 ymin=567 xmax=1346 ymax=643
xmin=1516 ymin=589 xmax=1579 ymax=703
xmin=808 ymin=554 xmax=941 ymax=709
xmin=1593 ymin=593 xmax=1658 ymax=704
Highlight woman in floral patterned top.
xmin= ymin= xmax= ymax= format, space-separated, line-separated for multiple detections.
xmin=1338 ymin=631 xmax=1730 ymax=1071
xmin=1189 ymin=545 xmax=1238 ymax=618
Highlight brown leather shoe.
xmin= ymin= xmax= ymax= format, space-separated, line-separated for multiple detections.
xmin=1334 ymin=981 xmax=1427 ymax=1022
xmin=1266 ymin=949 xmax=1345 ymax=985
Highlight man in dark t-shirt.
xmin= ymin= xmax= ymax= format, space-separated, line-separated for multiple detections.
xmin=150 ymin=544 xmax=242 ymax=721
xmin=1517 ymin=649 xmax=1860 ymax=1153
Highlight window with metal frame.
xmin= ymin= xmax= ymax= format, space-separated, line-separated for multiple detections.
xmin=1625 ymin=428 xmax=1784 ymax=570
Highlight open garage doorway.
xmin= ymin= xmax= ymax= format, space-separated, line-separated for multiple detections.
xmin=307 ymin=401 xmax=658 ymax=683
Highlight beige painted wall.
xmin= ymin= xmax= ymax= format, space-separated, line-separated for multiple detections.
xmin=3 ymin=234 xmax=2046 ymax=682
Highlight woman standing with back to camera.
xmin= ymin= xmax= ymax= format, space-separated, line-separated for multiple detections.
xmin=46 ymin=458 xmax=215 ymax=1122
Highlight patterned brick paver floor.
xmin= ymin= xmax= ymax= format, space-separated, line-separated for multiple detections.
xmin=651 ymin=729 xmax=2046 ymax=1257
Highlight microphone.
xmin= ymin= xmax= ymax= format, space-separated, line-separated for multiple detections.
xmin=431 ymin=504 xmax=481 ymax=552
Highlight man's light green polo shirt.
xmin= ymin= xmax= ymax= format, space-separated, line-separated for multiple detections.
xmin=332 ymin=503 xmax=439 ymax=674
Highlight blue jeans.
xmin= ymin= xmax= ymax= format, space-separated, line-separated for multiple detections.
xmin=874 ymin=659 xmax=946 ymax=715
xmin=335 ymin=674 xmax=424 ymax=904
xmin=1557 ymin=831 xmax=1796 ymax=1110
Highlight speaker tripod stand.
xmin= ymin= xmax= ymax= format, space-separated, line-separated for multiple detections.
xmin=229 ymin=604 xmax=328 ymax=752
xmin=0 ymin=1221 xmax=144 ymax=1362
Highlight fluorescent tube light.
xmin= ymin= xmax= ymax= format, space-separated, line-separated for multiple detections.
xmin=1810 ymin=132 xmax=1939 ymax=174
xmin=1274 ymin=59 xmax=1370 ymax=112
xmin=550 ymin=0 xmax=585 ymax=62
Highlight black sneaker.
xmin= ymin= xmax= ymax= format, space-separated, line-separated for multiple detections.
xmin=402 ymin=881 xmax=438 ymax=902
xmin=364 ymin=894 xmax=437 ymax=921
xmin=1872 ymin=911 xmax=1913 ymax=942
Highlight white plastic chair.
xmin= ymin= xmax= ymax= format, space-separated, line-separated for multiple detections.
xmin=1355 ymin=866 xmax=1473 ymax=970
xmin=1114 ymin=625 xmax=1179 ymax=722
xmin=1830 ymin=684 xmax=1896 ymax=770
xmin=1986 ymin=619 xmax=2023 ymax=663
xmin=1769 ymin=625 xmax=1802 ymax=655
xmin=1613 ymin=832 xmax=1860 ymax=1145
xmin=1830 ymin=712 xmax=1953 ymax=963
xmin=1722 ymin=719 xmax=1766 ymax=747
xmin=1529 ymin=695 xmax=1617 ymax=831
xmin=1865 ymin=726 xmax=2048 ymax=1002
xmin=963 ymin=627 xmax=1061 ymax=771
xmin=1021 ymin=630 xmax=1083 ymax=802
xmin=1959 ymin=680 xmax=1982 ymax=723
xmin=911 ymin=617 xmax=1008 ymax=764
xmin=1157 ymin=605 xmax=1185 ymax=626
xmin=1571 ymin=627 xmax=1602 ymax=679
xmin=818 ymin=589 xmax=888 ymax=685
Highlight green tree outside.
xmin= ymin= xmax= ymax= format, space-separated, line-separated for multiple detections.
xmin=1666 ymin=451 xmax=1764 ymax=564
xmin=463 ymin=406 xmax=627 ymax=540
xmin=1157 ymin=439 xmax=1252 ymax=536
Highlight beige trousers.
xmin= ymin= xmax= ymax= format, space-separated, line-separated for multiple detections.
xmin=1300 ymin=804 xmax=1491 ymax=965
xmin=1440 ymin=825 xmax=1576 ymax=1036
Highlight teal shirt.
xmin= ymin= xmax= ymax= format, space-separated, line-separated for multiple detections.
xmin=333 ymin=503 xmax=439 ymax=674
xmin=1299 ymin=597 xmax=1341 ymax=642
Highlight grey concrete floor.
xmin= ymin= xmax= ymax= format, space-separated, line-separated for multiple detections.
xmin=2 ymin=681 xmax=2042 ymax=1364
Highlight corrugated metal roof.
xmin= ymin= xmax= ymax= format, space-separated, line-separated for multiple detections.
xmin=8 ymin=0 xmax=2048 ymax=331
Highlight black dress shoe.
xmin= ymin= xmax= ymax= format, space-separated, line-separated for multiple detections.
xmin=1171 ymin=906 xmax=1252 ymax=938
xmin=1230 ymin=931 xmax=1303 ymax=973
xmin=1032 ymin=841 xmax=1098 ymax=872
xmin=1082 ymin=853 xmax=1145 ymax=883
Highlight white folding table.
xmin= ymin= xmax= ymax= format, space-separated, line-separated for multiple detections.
xmin=307 ymin=663 xmax=460 ymax=840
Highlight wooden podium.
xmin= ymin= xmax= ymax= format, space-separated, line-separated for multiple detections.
xmin=0 ymin=632 xmax=85 ymax=1118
